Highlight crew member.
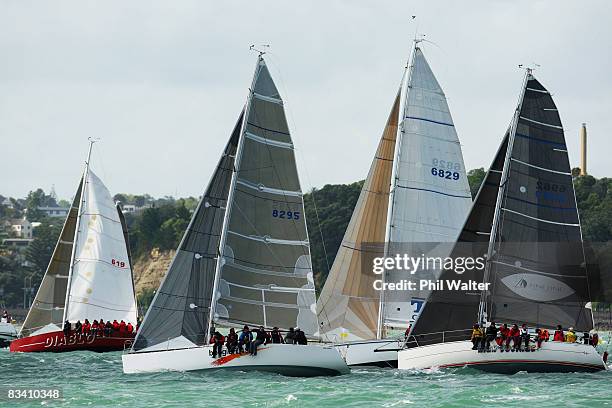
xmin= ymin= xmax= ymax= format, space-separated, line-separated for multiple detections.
xmin=74 ymin=320 xmax=82 ymax=335
xmin=591 ymin=333 xmax=599 ymax=348
xmin=295 ymin=327 xmax=308 ymax=345
xmin=484 ymin=322 xmax=498 ymax=351
xmin=238 ymin=325 xmax=252 ymax=353
xmin=553 ymin=325 xmax=564 ymax=342
xmin=270 ymin=327 xmax=284 ymax=344
xmin=91 ymin=320 xmax=99 ymax=336
xmin=471 ymin=324 xmax=483 ymax=350
xmin=126 ymin=322 xmax=134 ymax=334
xmin=63 ymin=320 xmax=71 ymax=337
xmin=565 ymin=327 xmax=577 ymax=343
xmin=99 ymin=319 xmax=105 ymax=337
xmin=226 ymin=328 xmax=238 ymax=354
xmin=498 ymin=324 xmax=509 ymax=350
xmin=104 ymin=320 xmax=112 ymax=336
xmin=82 ymin=319 xmax=91 ymax=334
xmin=119 ymin=320 xmax=127 ymax=334
xmin=250 ymin=326 xmax=267 ymax=356
xmin=285 ymin=327 xmax=297 ymax=344
xmin=520 ymin=324 xmax=530 ymax=350
xmin=508 ymin=324 xmax=521 ymax=351
xmin=211 ymin=331 xmax=225 ymax=358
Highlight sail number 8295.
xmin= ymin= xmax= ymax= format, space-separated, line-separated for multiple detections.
xmin=272 ymin=210 xmax=300 ymax=220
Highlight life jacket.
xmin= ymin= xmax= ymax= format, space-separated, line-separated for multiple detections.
xmin=82 ymin=323 xmax=91 ymax=333
xmin=126 ymin=323 xmax=133 ymax=333
xmin=119 ymin=322 xmax=127 ymax=332
xmin=565 ymin=331 xmax=577 ymax=343
xmin=509 ymin=327 xmax=520 ymax=337
xmin=542 ymin=329 xmax=550 ymax=340
xmin=553 ymin=330 xmax=564 ymax=341
xmin=499 ymin=327 xmax=510 ymax=337
xmin=471 ymin=328 xmax=483 ymax=338
xmin=112 ymin=321 xmax=119 ymax=331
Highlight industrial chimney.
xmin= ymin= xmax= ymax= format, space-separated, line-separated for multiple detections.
xmin=580 ymin=123 xmax=587 ymax=176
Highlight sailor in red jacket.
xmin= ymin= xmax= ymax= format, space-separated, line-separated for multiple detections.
xmin=508 ymin=324 xmax=521 ymax=351
xmin=112 ymin=319 xmax=120 ymax=332
xmin=498 ymin=324 xmax=510 ymax=349
xmin=553 ymin=324 xmax=564 ymax=342
xmin=119 ymin=320 xmax=127 ymax=335
xmin=126 ymin=322 xmax=134 ymax=334
xmin=82 ymin=319 xmax=91 ymax=334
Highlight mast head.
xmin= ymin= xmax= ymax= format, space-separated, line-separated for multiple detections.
xmin=249 ymin=44 xmax=270 ymax=58
xmin=518 ymin=63 xmax=540 ymax=78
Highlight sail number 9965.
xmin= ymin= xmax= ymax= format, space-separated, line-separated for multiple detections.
xmin=272 ymin=210 xmax=300 ymax=220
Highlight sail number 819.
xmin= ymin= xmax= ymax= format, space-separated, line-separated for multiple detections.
xmin=272 ymin=210 xmax=300 ymax=220
xmin=431 ymin=168 xmax=460 ymax=180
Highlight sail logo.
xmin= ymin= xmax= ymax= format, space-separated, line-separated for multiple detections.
xmin=501 ymin=273 xmax=574 ymax=301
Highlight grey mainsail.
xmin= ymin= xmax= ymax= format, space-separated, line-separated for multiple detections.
xmin=19 ymin=180 xmax=82 ymax=337
xmin=212 ymin=56 xmax=318 ymax=335
xmin=411 ymin=71 xmax=594 ymax=345
xmin=132 ymin=112 xmax=243 ymax=351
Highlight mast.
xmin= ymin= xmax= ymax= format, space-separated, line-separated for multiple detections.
xmin=205 ymin=53 xmax=262 ymax=342
xmin=61 ymin=138 xmax=95 ymax=323
xmin=477 ymin=69 xmax=530 ymax=325
xmin=376 ymin=42 xmax=417 ymax=339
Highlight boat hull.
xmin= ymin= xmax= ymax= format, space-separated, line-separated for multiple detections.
xmin=122 ymin=343 xmax=350 ymax=376
xmin=9 ymin=330 xmax=135 ymax=353
xmin=398 ymin=340 xmax=607 ymax=373
xmin=0 ymin=322 xmax=17 ymax=347
xmin=333 ymin=339 xmax=401 ymax=368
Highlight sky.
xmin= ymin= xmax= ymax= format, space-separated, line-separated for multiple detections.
xmin=1 ymin=0 xmax=611 ymax=201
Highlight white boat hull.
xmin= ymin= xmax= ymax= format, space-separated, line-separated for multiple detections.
xmin=334 ymin=339 xmax=402 ymax=368
xmin=398 ymin=340 xmax=607 ymax=373
xmin=122 ymin=343 xmax=350 ymax=376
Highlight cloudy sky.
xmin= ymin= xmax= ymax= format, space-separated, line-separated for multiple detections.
xmin=1 ymin=0 xmax=610 ymax=200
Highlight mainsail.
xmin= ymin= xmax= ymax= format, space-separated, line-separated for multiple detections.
xmin=380 ymin=46 xmax=472 ymax=334
xmin=133 ymin=113 xmax=242 ymax=351
xmin=212 ymin=56 xmax=318 ymax=335
xmin=411 ymin=71 xmax=593 ymax=345
xmin=65 ymin=170 xmax=138 ymax=324
xmin=20 ymin=180 xmax=82 ymax=337
xmin=316 ymin=92 xmax=400 ymax=341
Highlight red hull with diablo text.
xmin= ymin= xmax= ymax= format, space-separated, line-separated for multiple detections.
xmin=9 ymin=330 xmax=135 ymax=353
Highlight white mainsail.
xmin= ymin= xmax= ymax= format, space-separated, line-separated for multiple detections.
xmin=64 ymin=170 xmax=138 ymax=324
xmin=380 ymin=46 xmax=472 ymax=333
xmin=317 ymin=44 xmax=471 ymax=342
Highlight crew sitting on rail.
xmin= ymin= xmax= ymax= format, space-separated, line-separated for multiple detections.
xmin=270 ymin=327 xmax=284 ymax=344
xmin=471 ymin=324 xmax=483 ymax=350
xmin=505 ymin=324 xmax=520 ymax=351
xmin=519 ymin=324 xmax=530 ymax=350
xmin=104 ymin=320 xmax=112 ymax=336
xmin=226 ymin=328 xmax=239 ymax=354
xmin=238 ymin=325 xmax=252 ymax=353
xmin=98 ymin=319 xmax=106 ymax=336
xmin=119 ymin=320 xmax=127 ymax=333
xmin=63 ymin=320 xmax=71 ymax=337
xmin=210 ymin=331 xmax=225 ymax=358
xmin=82 ymin=319 xmax=91 ymax=334
xmin=127 ymin=322 xmax=134 ymax=334
xmin=294 ymin=327 xmax=308 ymax=345
xmin=285 ymin=327 xmax=296 ymax=344
xmin=565 ymin=327 xmax=577 ymax=343
xmin=535 ymin=328 xmax=549 ymax=348
xmin=112 ymin=319 xmax=120 ymax=331
xmin=74 ymin=320 xmax=82 ymax=334
xmin=497 ymin=324 xmax=509 ymax=348
xmin=484 ymin=322 xmax=498 ymax=351
xmin=553 ymin=325 xmax=564 ymax=341
xmin=250 ymin=326 xmax=267 ymax=356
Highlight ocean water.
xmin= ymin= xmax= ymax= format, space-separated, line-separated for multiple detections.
xmin=2 ymin=348 xmax=612 ymax=408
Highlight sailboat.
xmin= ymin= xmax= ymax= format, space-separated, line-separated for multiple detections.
xmin=10 ymin=141 xmax=138 ymax=353
xmin=316 ymin=41 xmax=472 ymax=367
xmin=397 ymin=69 xmax=608 ymax=373
xmin=122 ymin=54 xmax=349 ymax=376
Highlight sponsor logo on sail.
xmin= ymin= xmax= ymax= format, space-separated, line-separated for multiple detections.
xmin=501 ymin=273 xmax=574 ymax=301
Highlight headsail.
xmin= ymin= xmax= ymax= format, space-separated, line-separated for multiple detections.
xmin=212 ymin=56 xmax=318 ymax=335
xmin=380 ymin=46 xmax=472 ymax=333
xmin=133 ymin=112 xmax=243 ymax=351
xmin=64 ymin=170 xmax=138 ymax=325
xmin=316 ymin=92 xmax=400 ymax=341
xmin=19 ymin=180 xmax=82 ymax=337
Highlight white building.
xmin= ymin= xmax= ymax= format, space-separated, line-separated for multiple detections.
xmin=38 ymin=206 xmax=69 ymax=218
xmin=10 ymin=218 xmax=33 ymax=239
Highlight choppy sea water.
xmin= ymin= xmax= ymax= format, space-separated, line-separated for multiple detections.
xmin=2 ymin=348 xmax=612 ymax=408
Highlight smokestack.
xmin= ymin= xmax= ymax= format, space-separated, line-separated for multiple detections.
xmin=580 ymin=123 xmax=587 ymax=176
